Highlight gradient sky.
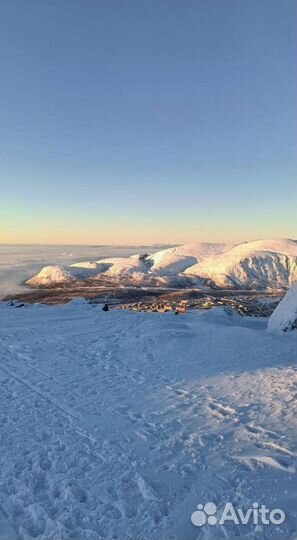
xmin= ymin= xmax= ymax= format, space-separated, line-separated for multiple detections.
xmin=0 ymin=0 xmax=296 ymax=245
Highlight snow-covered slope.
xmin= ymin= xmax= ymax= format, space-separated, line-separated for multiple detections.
xmin=90 ymin=257 xmax=148 ymax=282
xmin=70 ymin=261 xmax=100 ymax=269
xmin=26 ymin=265 xmax=73 ymax=286
xmin=185 ymin=239 xmax=297 ymax=289
xmin=0 ymin=302 xmax=296 ymax=539
xmin=26 ymin=264 xmax=101 ymax=286
xmin=25 ymin=242 xmax=230 ymax=287
xmin=26 ymin=239 xmax=297 ymax=290
xmin=147 ymin=242 xmax=231 ymax=275
xmin=268 ymin=282 xmax=297 ymax=332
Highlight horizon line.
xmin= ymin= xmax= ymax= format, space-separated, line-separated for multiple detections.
xmin=0 ymin=236 xmax=294 ymax=248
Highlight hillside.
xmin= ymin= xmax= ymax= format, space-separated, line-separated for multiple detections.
xmin=0 ymin=301 xmax=296 ymax=539
xmin=146 ymin=242 xmax=231 ymax=275
xmin=26 ymin=239 xmax=297 ymax=290
xmin=185 ymin=239 xmax=297 ymax=289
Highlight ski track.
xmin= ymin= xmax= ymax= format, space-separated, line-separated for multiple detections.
xmin=0 ymin=303 xmax=296 ymax=539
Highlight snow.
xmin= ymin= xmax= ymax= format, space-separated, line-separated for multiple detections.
xmin=26 ymin=264 xmax=102 ymax=286
xmin=92 ymin=257 xmax=146 ymax=279
xmin=70 ymin=261 xmax=100 ymax=269
xmin=185 ymin=239 xmax=297 ymax=289
xmin=146 ymin=242 xmax=231 ymax=275
xmin=268 ymin=282 xmax=297 ymax=333
xmin=0 ymin=244 xmax=157 ymax=298
xmin=26 ymin=265 xmax=73 ymax=286
xmin=25 ymin=239 xmax=297 ymax=290
xmin=0 ymin=301 xmax=296 ymax=539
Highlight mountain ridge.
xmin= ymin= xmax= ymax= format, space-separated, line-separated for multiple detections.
xmin=26 ymin=238 xmax=297 ymax=290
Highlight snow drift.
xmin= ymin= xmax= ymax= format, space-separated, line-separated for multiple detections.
xmin=267 ymin=282 xmax=297 ymax=332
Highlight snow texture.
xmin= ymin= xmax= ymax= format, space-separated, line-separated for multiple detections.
xmin=187 ymin=239 xmax=297 ymax=289
xmin=0 ymin=301 xmax=296 ymax=539
xmin=268 ymin=282 xmax=297 ymax=333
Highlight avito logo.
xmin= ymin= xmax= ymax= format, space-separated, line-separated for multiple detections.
xmin=191 ymin=501 xmax=285 ymax=527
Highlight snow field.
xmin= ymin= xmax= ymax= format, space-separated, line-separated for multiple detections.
xmin=0 ymin=302 xmax=296 ymax=539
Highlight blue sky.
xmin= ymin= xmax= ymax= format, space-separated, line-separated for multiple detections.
xmin=0 ymin=0 xmax=296 ymax=244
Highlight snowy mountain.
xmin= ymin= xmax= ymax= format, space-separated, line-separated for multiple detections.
xmin=184 ymin=239 xmax=297 ymax=289
xmin=26 ymin=263 xmax=107 ymax=286
xmin=26 ymin=239 xmax=297 ymax=290
xmin=268 ymin=282 xmax=297 ymax=332
xmin=145 ymin=242 xmax=231 ymax=275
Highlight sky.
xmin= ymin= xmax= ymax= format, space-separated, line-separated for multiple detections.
xmin=0 ymin=0 xmax=296 ymax=245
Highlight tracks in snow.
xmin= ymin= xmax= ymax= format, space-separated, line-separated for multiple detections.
xmin=0 ymin=308 xmax=296 ymax=539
